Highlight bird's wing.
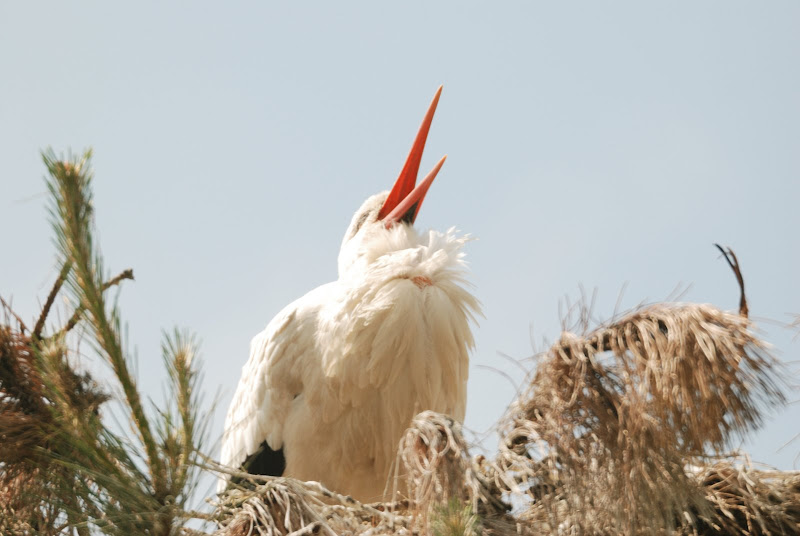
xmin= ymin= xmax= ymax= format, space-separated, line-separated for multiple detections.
xmin=219 ymin=282 xmax=336 ymax=488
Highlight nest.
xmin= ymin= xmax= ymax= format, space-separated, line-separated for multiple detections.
xmin=212 ymin=302 xmax=797 ymax=535
xmin=214 ymin=412 xmax=511 ymax=536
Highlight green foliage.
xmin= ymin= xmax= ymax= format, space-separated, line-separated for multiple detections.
xmin=430 ymin=498 xmax=481 ymax=536
xmin=0 ymin=149 xmax=210 ymax=535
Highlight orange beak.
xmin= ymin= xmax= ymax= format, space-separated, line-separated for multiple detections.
xmin=378 ymin=86 xmax=447 ymax=226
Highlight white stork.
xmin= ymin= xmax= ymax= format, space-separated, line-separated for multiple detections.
xmin=219 ymin=87 xmax=479 ymax=501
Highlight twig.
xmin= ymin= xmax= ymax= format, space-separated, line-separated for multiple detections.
xmin=33 ymin=260 xmax=73 ymax=339
xmin=286 ymin=522 xmax=324 ymax=536
xmin=0 ymin=295 xmax=28 ymax=333
xmin=59 ymin=269 xmax=135 ymax=335
xmin=101 ymin=269 xmax=134 ymax=292
xmin=714 ymin=244 xmax=749 ymax=318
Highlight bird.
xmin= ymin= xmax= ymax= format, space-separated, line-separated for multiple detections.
xmin=219 ymin=86 xmax=479 ymax=502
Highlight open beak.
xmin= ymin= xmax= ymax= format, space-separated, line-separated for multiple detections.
xmin=378 ymin=86 xmax=447 ymax=226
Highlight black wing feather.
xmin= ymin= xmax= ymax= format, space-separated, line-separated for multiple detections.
xmin=228 ymin=441 xmax=286 ymax=489
xmin=244 ymin=440 xmax=286 ymax=476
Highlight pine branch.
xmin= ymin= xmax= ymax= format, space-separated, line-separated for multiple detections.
xmin=30 ymin=149 xmax=210 ymax=535
xmin=43 ymin=149 xmax=167 ymax=495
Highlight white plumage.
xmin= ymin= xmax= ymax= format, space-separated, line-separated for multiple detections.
xmin=219 ymin=88 xmax=479 ymax=501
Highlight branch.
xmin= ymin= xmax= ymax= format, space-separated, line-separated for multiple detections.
xmin=33 ymin=260 xmax=73 ymax=339
xmin=714 ymin=244 xmax=748 ymax=318
xmin=58 ymin=268 xmax=134 ymax=336
xmin=102 ymin=268 xmax=135 ymax=291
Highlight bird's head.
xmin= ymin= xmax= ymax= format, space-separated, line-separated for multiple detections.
xmin=338 ymin=87 xmax=449 ymax=277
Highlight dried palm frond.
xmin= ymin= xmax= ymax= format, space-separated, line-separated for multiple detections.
xmin=399 ymin=411 xmax=472 ymax=510
xmin=400 ymin=412 xmax=514 ymax=534
xmin=687 ymin=460 xmax=800 ymax=535
xmin=495 ymin=302 xmax=786 ymax=534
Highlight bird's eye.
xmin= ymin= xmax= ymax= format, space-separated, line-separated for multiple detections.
xmin=350 ymin=211 xmax=370 ymax=238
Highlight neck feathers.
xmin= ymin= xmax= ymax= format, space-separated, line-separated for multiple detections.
xmin=318 ymin=227 xmax=480 ymax=417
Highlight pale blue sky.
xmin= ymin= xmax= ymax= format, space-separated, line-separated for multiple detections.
xmin=2 ymin=1 xmax=799 ymax=505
